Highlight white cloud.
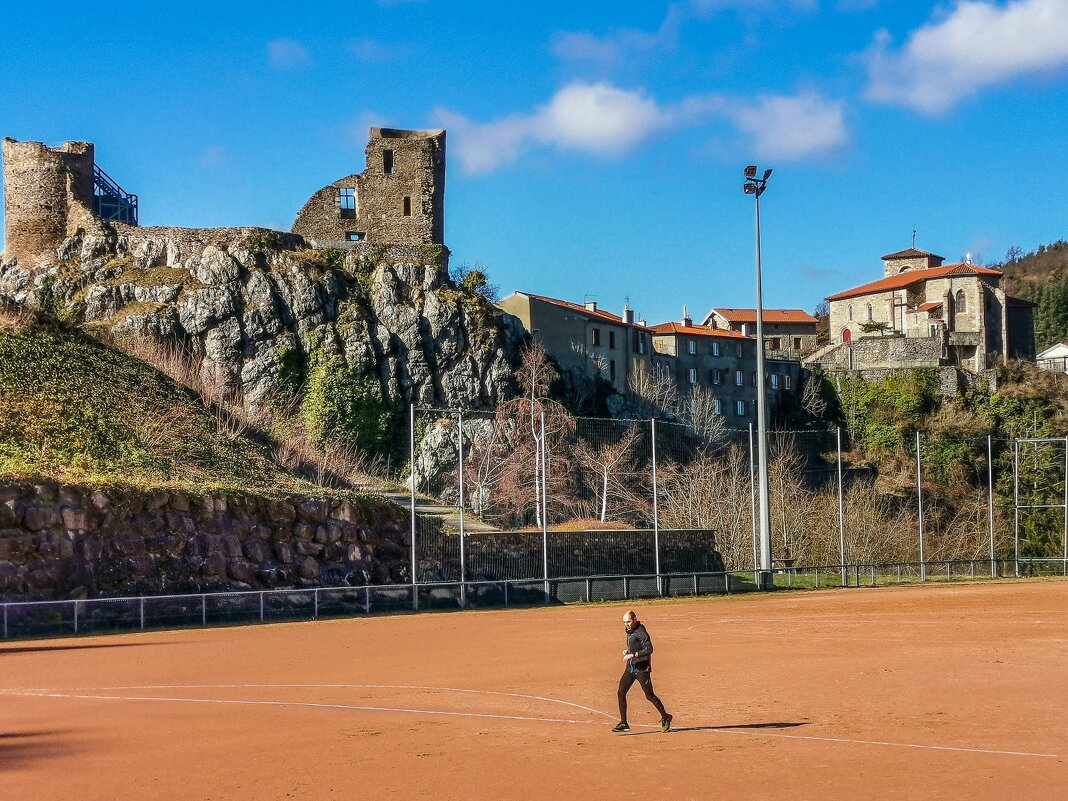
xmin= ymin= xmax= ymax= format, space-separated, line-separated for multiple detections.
xmin=725 ymin=91 xmax=849 ymax=160
xmin=434 ymin=83 xmax=847 ymax=174
xmin=266 ymin=39 xmax=310 ymax=70
xmin=863 ymin=0 xmax=1068 ymax=113
xmin=551 ymin=7 xmax=684 ymax=69
xmin=350 ymin=38 xmax=414 ymax=62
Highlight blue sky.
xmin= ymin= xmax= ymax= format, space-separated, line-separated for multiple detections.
xmin=2 ymin=0 xmax=1067 ymax=325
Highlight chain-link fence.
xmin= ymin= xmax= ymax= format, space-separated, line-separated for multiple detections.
xmin=411 ymin=406 xmax=1068 ymax=581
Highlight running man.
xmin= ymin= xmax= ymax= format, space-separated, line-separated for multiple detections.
xmin=612 ymin=610 xmax=672 ymax=733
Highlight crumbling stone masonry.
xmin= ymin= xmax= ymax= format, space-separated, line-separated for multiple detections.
xmin=292 ymin=128 xmax=445 ymax=246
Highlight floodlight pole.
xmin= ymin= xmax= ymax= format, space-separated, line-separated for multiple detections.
xmin=744 ymin=166 xmax=774 ymax=590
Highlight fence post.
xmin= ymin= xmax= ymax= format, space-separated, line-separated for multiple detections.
xmin=365 ymin=587 xmax=371 ymax=613
xmin=651 ymin=419 xmax=662 ymax=596
xmin=837 ymin=426 xmax=846 ymax=587
xmin=314 ymin=588 xmax=319 ymax=619
xmin=259 ymin=592 xmax=265 ymax=622
xmin=540 ymin=411 xmax=550 ymax=603
xmin=73 ymin=601 xmax=78 ymax=634
xmin=458 ymin=409 xmax=467 ymax=609
xmin=585 ymin=578 xmax=591 ymax=603
xmin=1013 ymin=439 xmax=1020 ymax=578
xmin=410 ymin=403 xmax=419 ymax=611
xmin=988 ymin=435 xmax=997 ymax=578
xmin=201 ymin=595 xmax=207 ymax=626
xmin=2 ymin=604 xmax=6 ymax=638
xmin=916 ymin=431 xmax=926 ymax=581
xmin=139 ymin=597 xmax=145 ymax=630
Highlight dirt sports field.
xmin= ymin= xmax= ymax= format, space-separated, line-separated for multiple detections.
xmin=2 ymin=580 xmax=1065 ymax=801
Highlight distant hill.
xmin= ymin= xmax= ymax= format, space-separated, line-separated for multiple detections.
xmin=995 ymin=240 xmax=1068 ymax=351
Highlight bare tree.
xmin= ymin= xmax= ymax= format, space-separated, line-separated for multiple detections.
xmin=575 ymin=425 xmax=644 ymax=522
xmin=627 ymin=363 xmax=678 ymax=418
xmin=680 ymin=384 xmax=726 ymax=451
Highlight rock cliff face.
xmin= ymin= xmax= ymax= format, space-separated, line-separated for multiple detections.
xmin=0 ymin=225 xmax=524 ymax=420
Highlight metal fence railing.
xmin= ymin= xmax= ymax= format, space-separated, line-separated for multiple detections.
xmin=3 ymin=558 xmax=1062 ymax=640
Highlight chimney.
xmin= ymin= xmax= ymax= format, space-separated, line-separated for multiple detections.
xmin=585 ymin=300 xmax=598 ymax=312
xmin=623 ymin=302 xmax=634 ymax=325
xmin=682 ymin=305 xmax=692 ymax=328
xmin=638 ymin=317 xmax=647 ymax=327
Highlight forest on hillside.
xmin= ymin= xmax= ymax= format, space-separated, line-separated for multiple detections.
xmin=997 ymin=239 xmax=1068 ymax=350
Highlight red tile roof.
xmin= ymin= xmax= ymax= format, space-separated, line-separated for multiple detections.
xmin=826 ymin=262 xmax=1002 ymax=302
xmin=906 ymin=301 xmax=943 ymax=314
xmin=520 ymin=292 xmax=654 ymax=331
xmin=650 ymin=322 xmax=750 ymax=339
xmin=881 ymin=247 xmax=945 ymax=261
xmin=712 ymin=308 xmax=818 ymax=324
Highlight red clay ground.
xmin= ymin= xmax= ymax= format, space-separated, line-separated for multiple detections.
xmin=2 ymin=580 xmax=1065 ymax=800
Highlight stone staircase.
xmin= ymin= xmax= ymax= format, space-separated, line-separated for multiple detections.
xmin=378 ymin=490 xmax=500 ymax=533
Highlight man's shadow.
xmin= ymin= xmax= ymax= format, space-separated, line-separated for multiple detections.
xmin=624 ymin=721 xmax=811 ymax=736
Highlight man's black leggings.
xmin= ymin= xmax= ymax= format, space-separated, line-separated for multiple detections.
xmin=617 ymin=668 xmax=667 ymax=723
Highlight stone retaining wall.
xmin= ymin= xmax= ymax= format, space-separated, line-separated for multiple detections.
xmin=0 ymin=482 xmax=411 ymax=601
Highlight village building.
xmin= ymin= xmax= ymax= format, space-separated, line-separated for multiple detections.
xmin=703 ymin=307 xmax=819 ymax=356
xmin=1036 ymin=341 xmax=1068 ymax=373
xmin=496 ymin=292 xmax=655 ymax=394
xmin=650 ymin=311 xmax=801 ymax=422
xmin=808 ymin=247 xmax=1035 ymax=387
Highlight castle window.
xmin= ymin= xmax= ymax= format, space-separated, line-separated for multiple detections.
xmin=402 ymin=196 xmax=412 ymax=216
xmin=383 ymin=149 xmax=395 ymax=174
xmin=866 ymin=303 xmax=873 ymax=321
xmin=955 ymin=289 xmax=967 ymax=314
xmin=339 ymin=187 xmax=356 ymax=211
xmin=345 ymin=231 xmax=366 ymax=241
xmin=849 ymin=306 xmax=854 ymax=321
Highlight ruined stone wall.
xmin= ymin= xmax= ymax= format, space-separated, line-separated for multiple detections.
xmin=2 ymin=139 xmax=102 ymax=267
xmin=809 ymin=335 xmax=944 ymax=371
xmin=292 ymin=128 xmax=445 ymax=245
xmin=0 ymin=482 xmax=412 ymax=601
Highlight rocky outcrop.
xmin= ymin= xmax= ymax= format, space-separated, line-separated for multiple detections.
xmin=0 ymin=224 xmax=524 ymax=414
xmin=0 ymin=481 xmax=413 ymax=600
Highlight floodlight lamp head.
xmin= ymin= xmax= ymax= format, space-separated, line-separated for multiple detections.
xmin=744 ymin=165 xmax=758 ymax=178
xmin=744 ymin=184 xmax=757 ymax=194
xmin=763 ymin=169 xmax=773 ymax=181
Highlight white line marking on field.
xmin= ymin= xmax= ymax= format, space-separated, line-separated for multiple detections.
xmin=1 ymin=690 xmax=602 ymax=726
xmin=709 ymin=727 xmax=1060 ymax=759
xmin=3 ymin=686 xmax=1059 ymax=760
xmin=55 ymin=683 xmax=616 ymax=720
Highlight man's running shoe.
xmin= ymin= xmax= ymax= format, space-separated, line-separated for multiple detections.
xmin=660 ymin=714 xmax=673 ymax=732
xmin=611 ymin=722 xmax=630 ymax=733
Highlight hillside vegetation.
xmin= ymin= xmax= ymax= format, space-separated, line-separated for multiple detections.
xmin=0 ymin=304 xmax=385 ymax=498
xmin=998 ymin=239 xmax=1068 ymax=350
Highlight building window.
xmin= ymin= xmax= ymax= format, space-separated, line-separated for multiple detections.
xmin=771 ymin=373 xmax=780 ymax=390
xmin=713 ymin=398 xmax=722 ymax=415
xmin=532 ymin=328 xmax=541 ymax=341
xmin=736 ymin=343 xmax=742 ymax=357
xmin=402 ymin=196 xmax=412 ymax=216
xmin=338 ymin=187 xmax=356 ymax=211
xmin=383 ymin=149 xmax=395 ymax=174
xmin=956 ymin=289 xmax=967 ymax=314
xmin=735 ymin=370 xmax=744 ymax=386
xmin=712 ymin=368 xmax=722 ymax=385
xmin=635 ymin=332 xmax=645 ymax=354
xmin=712 ymin=341 xmax=720 ymax=356
xmin=610 ymin=360 xmax=617 ymax=381
xmin=866 ymin=303 xmax=873 ymax=321
xmin=751 ymin=371 xmax=757 ymax=386
xmin=688 ymin=368 xmax=698 ymax=384
xmin=785 ymin=375 xmax=792 ymax=390
xmin=930 ymin=324 xmax=939 ymax=338
xmin=688 ymin=340 xmax=697 ymax=355
xmin=345 ymin=231 xmax=365 ymax=241
xmin=592 ymin=328 xmax=601 ymax=346
xmin=793 ymin=337 xmax=802 ymax=350
xmin=736 ymin=400 xmax=747 ymax=416
xmin=609 ymin=331 xmax=616 ymax=349
xmin=849 ymin=306 xmax=854 ymax=321
xmin=769 ymin=337 xmax=781 ymax=350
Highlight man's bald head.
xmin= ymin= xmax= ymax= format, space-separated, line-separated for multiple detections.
xmin=623 ymin=610 xmax=639 ymax=631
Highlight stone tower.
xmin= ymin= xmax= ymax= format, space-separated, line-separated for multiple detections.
xmin=292 ymin=128 xmax=445 ymax=245
xmin=2 ymin=139 xmax=99 ymax=267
